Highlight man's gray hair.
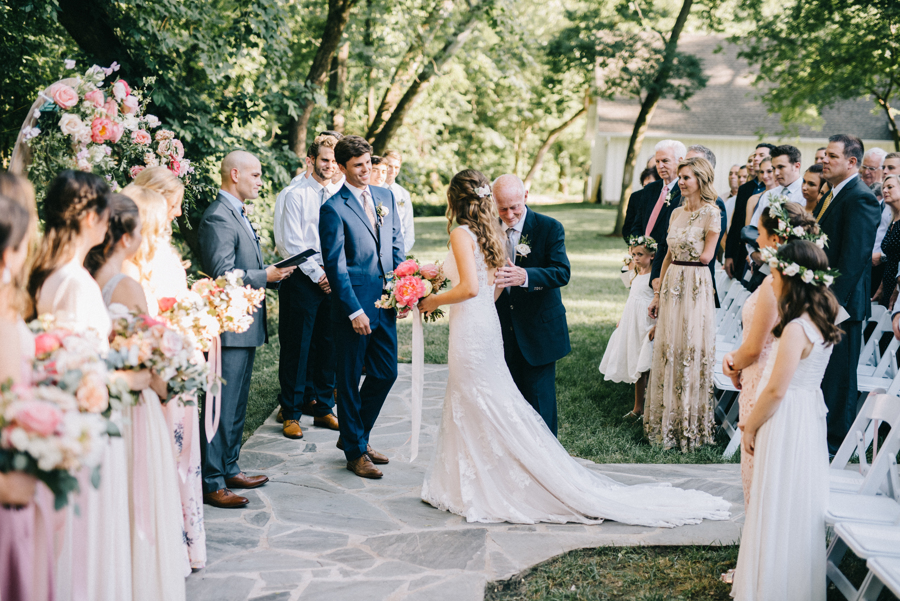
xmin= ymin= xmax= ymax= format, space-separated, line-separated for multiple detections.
xmin=687 ymin=144 xmax=717 ymax=168
xmin=654 ymin=139 xmax=687 ymax=161
xmin=865 ymin=147 xmax=888 ymax=167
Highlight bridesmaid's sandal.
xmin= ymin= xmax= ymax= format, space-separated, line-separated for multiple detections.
xmin=720 ymin=569 xmax=735 ymax=584
xmin=623 ymin=410 xmax=643 ymax=420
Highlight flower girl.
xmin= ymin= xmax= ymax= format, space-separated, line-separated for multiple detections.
xmin=599 ymin=236 xmax=657 ymax=419
xmin=731 ymin=240 xmax=841 ymax=601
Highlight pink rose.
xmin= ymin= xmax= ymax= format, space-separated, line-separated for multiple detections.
xmin=112 ymin=79 xmax=131 ymax=101
xmin=121 ymin=95 xmax=139 ymax=114
xmin=419 ymin=263 xmax=440 ymax=280
xmin=157 ymin=297 xmax=177 ymax=313
xmin=47 ymin=82 xmax=79 ymax=109
xmin=394 ymin=259 xmax=419 ymax=278
xmin=76 ymin=372 xmax=109 ymax=413
xmin=167 ymin=159 xmax=181 ymax=176
xmin=14 ymin=401 xmax=63 ymax=436
xmin=132 ymin=130 xmax=151 ymax=145
xmin=393 ymin=276 xmax=426 ymax=308
xmin=90 ymin=117 xmax=113 ymax=143
xmin=84 ymin=89 xmax=105 ymax=108
xmin=103 ymin=99 xmax=118 ymax=119
xmin=129 ymin=165 xmax=145 ymax=179
xmin=107 ymin=121 xmax=124 ymax=143
xmin=34 ymin=333 xmax=62 ymax=358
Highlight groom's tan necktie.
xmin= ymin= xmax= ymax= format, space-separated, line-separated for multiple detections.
xmin=362 ymin=190 xmax=376 ymax=229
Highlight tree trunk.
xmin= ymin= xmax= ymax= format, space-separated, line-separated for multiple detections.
xmin=611 ymin=0 xmax=694 ymax=237
xmin=371 ymin=7 xmax=484 ymax=154
xmin=328 ymin=41 xmax=350 ymax=132
xmin=876 ymin=95 xmax=900 ymax=151
xmin=523 ymin=107 xmax=587 ymax=187
xmin=56 ymin=0 xmax=136 ymax=75
xmin=288 ymin=0 xmax=358 ymax=157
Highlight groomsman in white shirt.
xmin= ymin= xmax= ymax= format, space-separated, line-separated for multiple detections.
xmin=383 ymin=150 xmax=415 ymax=254
xmin=273 ymin=135 xmax=342 ymax=439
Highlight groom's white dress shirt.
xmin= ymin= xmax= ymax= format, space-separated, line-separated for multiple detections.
xmin=501 ymin=207 xmax=529 ymax=289
xmin=275 ymin=176 xmax=335 ymax=284
xmin=345 ymin=181 xmax=380 ymax=322
xmin=388 ymin=182 xmax=415 ymax=254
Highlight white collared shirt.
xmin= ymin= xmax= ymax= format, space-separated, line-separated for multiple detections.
xmin=501 ymin=207 xmax=529 ymax=288
xmin=831 ymin=172 xmax=859 ymax=198
xmin=875 ymin=202 xmax=892 ymax=255
xmin=389 ymin=182 xmax=415 ymax=254
xmin=745 ymin=179 xmax=802 ymax=255
xmin=219 ymin=189 xmax=257 ymax=239
xmin=275 ymin=176 xmax=332 ymax=283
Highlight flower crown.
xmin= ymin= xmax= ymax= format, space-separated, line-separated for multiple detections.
xmin=627 ymin=235 xmax=658 ymax=253
xmin=761 ymin=246 xmax=839 ymax=287
xmin=765 ymin=195 xmax=828 ymax=249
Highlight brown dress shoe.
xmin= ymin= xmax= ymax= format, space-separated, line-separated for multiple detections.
xmin=301 ymin=400 xmax=318 ymax=415
xmin=225 ymin=473 xmax=269 ymax=489
xmin=347 ymin=454 xmax=383 ymax=479
xmin=276 ymin=409 xmax=284 ymax=423
xmin=283 ymin=419 xmax=303 ymax=439
xmin=203 ymin=488 xmax=249 ymax=508
xmin=336 ymin=437 xmax=388 ymax=464
xmin=313 ymin=413 xmax=339 ymax=430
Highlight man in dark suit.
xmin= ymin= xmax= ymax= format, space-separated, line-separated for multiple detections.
xmin=816 ymin=134 xmax=881 ymax=454
xmin=724 ymin=143 xmax=775 ymax=282
xmin=621 ymin=167 xmax=658 ymax=242
xmin=198 ymin=151 xmax=296 ymax=508
xmin=319 ymin=136 xmax=406 ymax=479
xmin=493 ymin=174 xmax=571 ymax=436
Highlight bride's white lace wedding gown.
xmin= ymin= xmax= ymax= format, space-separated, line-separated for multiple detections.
xmin=421 ymin=226 xmax=731 ymax=526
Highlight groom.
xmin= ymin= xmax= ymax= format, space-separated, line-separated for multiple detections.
xmin=493 ymin=174 xmax=571 ymax=436
xmin=319 ymin=135 xmax=405 ymax=478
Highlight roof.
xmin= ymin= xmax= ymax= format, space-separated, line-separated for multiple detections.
xmin=594 ymin=34 xmax=893 ymax=141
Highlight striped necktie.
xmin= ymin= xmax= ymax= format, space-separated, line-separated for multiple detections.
xmin=816 ymin=187 xmax=834 ymax=222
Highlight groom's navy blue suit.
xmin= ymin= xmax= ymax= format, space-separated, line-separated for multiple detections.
xmin=319 ymin=183 xmax=405 ymax=461
xmin=495 ymin=208 xmax=571 ymax=436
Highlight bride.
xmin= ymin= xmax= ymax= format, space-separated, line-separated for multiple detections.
xmin=417 ymin=169 xmax=730 ymax=527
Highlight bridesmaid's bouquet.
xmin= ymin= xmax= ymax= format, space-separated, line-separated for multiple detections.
xmin=188 ymin=269 xmax=266 ymax=335
xmin=375 ymin=258 xmax=449 ymax=322
xmin=157 ymin=292 xmax=221 ymax=352
xmin=0 ymin=382 xmax=108 ymax=509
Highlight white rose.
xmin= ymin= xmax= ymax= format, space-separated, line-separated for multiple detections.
xmin=823 ymin=274 xmax=834 ymax=286
xmin=768 ymin=258 xmax=780 ymax=269
xmin=516 ymin=243 xmax=531 ymax=257
xmin=59 ymin=113 xmax=84 ymax=136
xmin=815 ymin=237 xmax=825 ymax=249
xmin=143 ymin=115 xmax=160 ymax=128
xmin=112 ymin=80 xmax=128 ymax=101
xmin=122 ymin=114 xmax=140 ymax=131
xmin=89 ymin=145 xmax=107 ymax=163
xmin=792 ymin=226 xmax=805 ymax=238
xmin=783 ymin=263 xmax=800 ymax=277
xmin=778 ymin=219 xmax=787 ymax=231
xmin=73 ymin=126 xmax=92 ymax=145
xmin=801 ymin=269 xmax=815 ymax=284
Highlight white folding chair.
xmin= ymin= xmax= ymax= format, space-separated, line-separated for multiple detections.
xmin=831 ymin=391 xmax=900 ymax=494
xmin=713 ymin=372 xmax=741 ymax=458
xmin=857 ymin=338 xmax=900 ymax=395
xmin=716 ymin=289 xmax=750 ymax=348
xmin=826 ymin=523 xmax=900 ymax=600
xmin=859 ymin=310 xmax=894 ymax=377
xmin=860 ymin=557 xmax=900 ymax=600
xmin=716 ymin=280 xmax=746 ymax=327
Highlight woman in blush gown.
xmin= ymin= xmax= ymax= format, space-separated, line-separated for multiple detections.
xmin=417 ymin=170 xmax=729 ymax=527
xmin=125 ymin=172 xmax=206 ymax=570
xmin=88 ymin=193 xmax=187 ymax=600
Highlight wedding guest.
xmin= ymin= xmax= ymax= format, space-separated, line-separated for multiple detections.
xmin=685 ymin=145 xmax=727 ymax=287
xmin=274 ymin=135 xmax=340 ymax=440
xmin=383 ymin=150 xmax=416 ymax=254
xmin=861 ymin=147 xmax=887 ymax=192
xmin=723 ymin=201 xmax=821 ymax=505
xmin=731 ymin=240 xmax=840 ymax=601
xmin=198 ymin=151 xmax=294 ymax=508
xmin=0 ymin=192 xmax=50 ymax=601
xmin=737 ymin=165 xmax=749 ymax=186
xmin=884 ymin=152 xmax=900 ymax=175
xmin=746 ymin=153 xmax=757 ymax=179
xmin=725 ymin=164 xmax=741 ymax=230
xmin=815 ymin=147 xmax=827 ymax=164
xmin=874 ymin=175 xmax=900 ymax=307
xmin=815 ymin=134 xmax=880 ymax=455
xmin=725 ymin=143 xmax=774 ymax=280
xmin=644 ymin=157 xmax=721 ymax=451
xmin=28 ymin=171 xmax=142 ymax=601
xmin=370 ymin=156 xmax=388 ymax=187
xmin=743 ymin=158 xmax=777 ymax=229
xmin=599 ymin=237 xmax=655 ymax=419
xmin=641 ymin=140 xmax=686 ymax=293
xmin=622 ymin=166 xmax=658 ymax=242
xmin=801 ymin=164 xmax=825 ymax=213
xmin=87 ymin=194 xmax=187 ymax=601
xmin=871 ymin=175 xmax=893 ymax=300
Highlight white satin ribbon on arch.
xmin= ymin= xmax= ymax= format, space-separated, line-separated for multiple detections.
xmin=409 ymin=306 xmax=424 ymax=462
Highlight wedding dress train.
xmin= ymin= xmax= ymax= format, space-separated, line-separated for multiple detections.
xmin=421 ymin=226 xmax=730 ymax=526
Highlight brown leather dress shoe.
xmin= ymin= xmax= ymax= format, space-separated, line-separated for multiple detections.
xmin=313 ymin=413 xmax=339 ymax=430
xmin=276 ymin=409 xmax=284 ymax=423
xmin=347 ymin=454 xmax=383 ymax=479
xmin=203 ymin=488 xmax=249 ymax=508
xmin=283 ymin=419 xmax=303 ymax=439
xmin=301 ymin=400 xmax=318 ymax=415
xmin=336 ymin=437 xmax=388 ymax=464
xmin=225 ymin=473 xmax=269 ymax=489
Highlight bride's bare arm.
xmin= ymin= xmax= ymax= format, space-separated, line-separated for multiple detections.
xmin=418 ymin=228 xmax=479 ymax=314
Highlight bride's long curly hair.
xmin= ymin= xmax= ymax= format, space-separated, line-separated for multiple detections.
xmin=446 ymin=170 xmax=506 ymax=270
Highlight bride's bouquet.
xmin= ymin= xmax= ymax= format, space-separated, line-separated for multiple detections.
xmin=0 ymin=382 xmax=109 ymax=509
xmin=375 ymin=259 xmax=449 ymax=322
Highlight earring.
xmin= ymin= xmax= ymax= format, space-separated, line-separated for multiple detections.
xmin=1 ymin=268 xmax=10 ymax=285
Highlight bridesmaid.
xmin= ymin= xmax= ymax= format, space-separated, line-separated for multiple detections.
xmin=87 ymin=194 xmax=187 ymax=601
xmin=874 ymin=174 xmax=900 ymax=306
xmin=722 ymin=201 xmax=822 ymax=505
xmin=28 ymin=171 xmax=147 ymax=601
xmin=123 ymin=175 xmax=206 ymax=571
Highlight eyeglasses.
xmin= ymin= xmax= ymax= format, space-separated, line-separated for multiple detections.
xmin=860 ymin=165 xmax=882 ymax=172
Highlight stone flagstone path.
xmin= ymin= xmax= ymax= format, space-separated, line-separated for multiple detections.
xmin=187 ymin=364 xmax=745 ymax=601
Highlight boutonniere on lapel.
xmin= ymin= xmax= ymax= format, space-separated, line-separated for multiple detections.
xmin=242 ymin=202 xmax=259 ymax=236
xmin=515 ymin=235 xmax=532 ymax=259
xmin=375 ymin=203 xmax=389 ymax=227
xmin=664 ymin=188 xmax=674 ymax=206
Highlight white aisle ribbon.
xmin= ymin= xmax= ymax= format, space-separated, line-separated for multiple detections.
xmin=205 ymin=334 xmax=223 ymax=444
xmin=410 ymin=306 xmax=424 ymax=462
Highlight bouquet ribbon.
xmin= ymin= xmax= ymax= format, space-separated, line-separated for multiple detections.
xmin=132 ymin=399 xmax=155 ymax=545
xmin=410 ymin=306 xmax=424 ymax=461
xmin=205 ymin=334 xmax=223 ymax=444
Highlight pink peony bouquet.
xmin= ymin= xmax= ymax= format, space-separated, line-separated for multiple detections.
xmin=375 ymin=258 xmax=449 ymax=322
xmin=0 ymin=383 xmax=109 ymax=509
xmin=21 ymin=61 xmax=194 ymax=199
xmin=189 ymin=269 xmax=266 ymax=335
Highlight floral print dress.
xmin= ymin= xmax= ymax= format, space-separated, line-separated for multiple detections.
xmin=645 ymin=204 xmax=721 ymax=452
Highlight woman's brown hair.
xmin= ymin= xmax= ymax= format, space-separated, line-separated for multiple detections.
xmin=27 ymin=171 xmax=109 ymax=312
xmin=772 ymin=240 xmax=842 ymax=345
xmin=446 ymin=170 xmax=505 ymax=270
xmin=759 ymin=201 xmax=820 ymax=242
xmin=85 ymin=194 xmax=141 ymax=276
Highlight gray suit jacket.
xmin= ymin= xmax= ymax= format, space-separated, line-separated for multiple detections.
xmin=199 ymin=192 xmax=269 ymax=347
